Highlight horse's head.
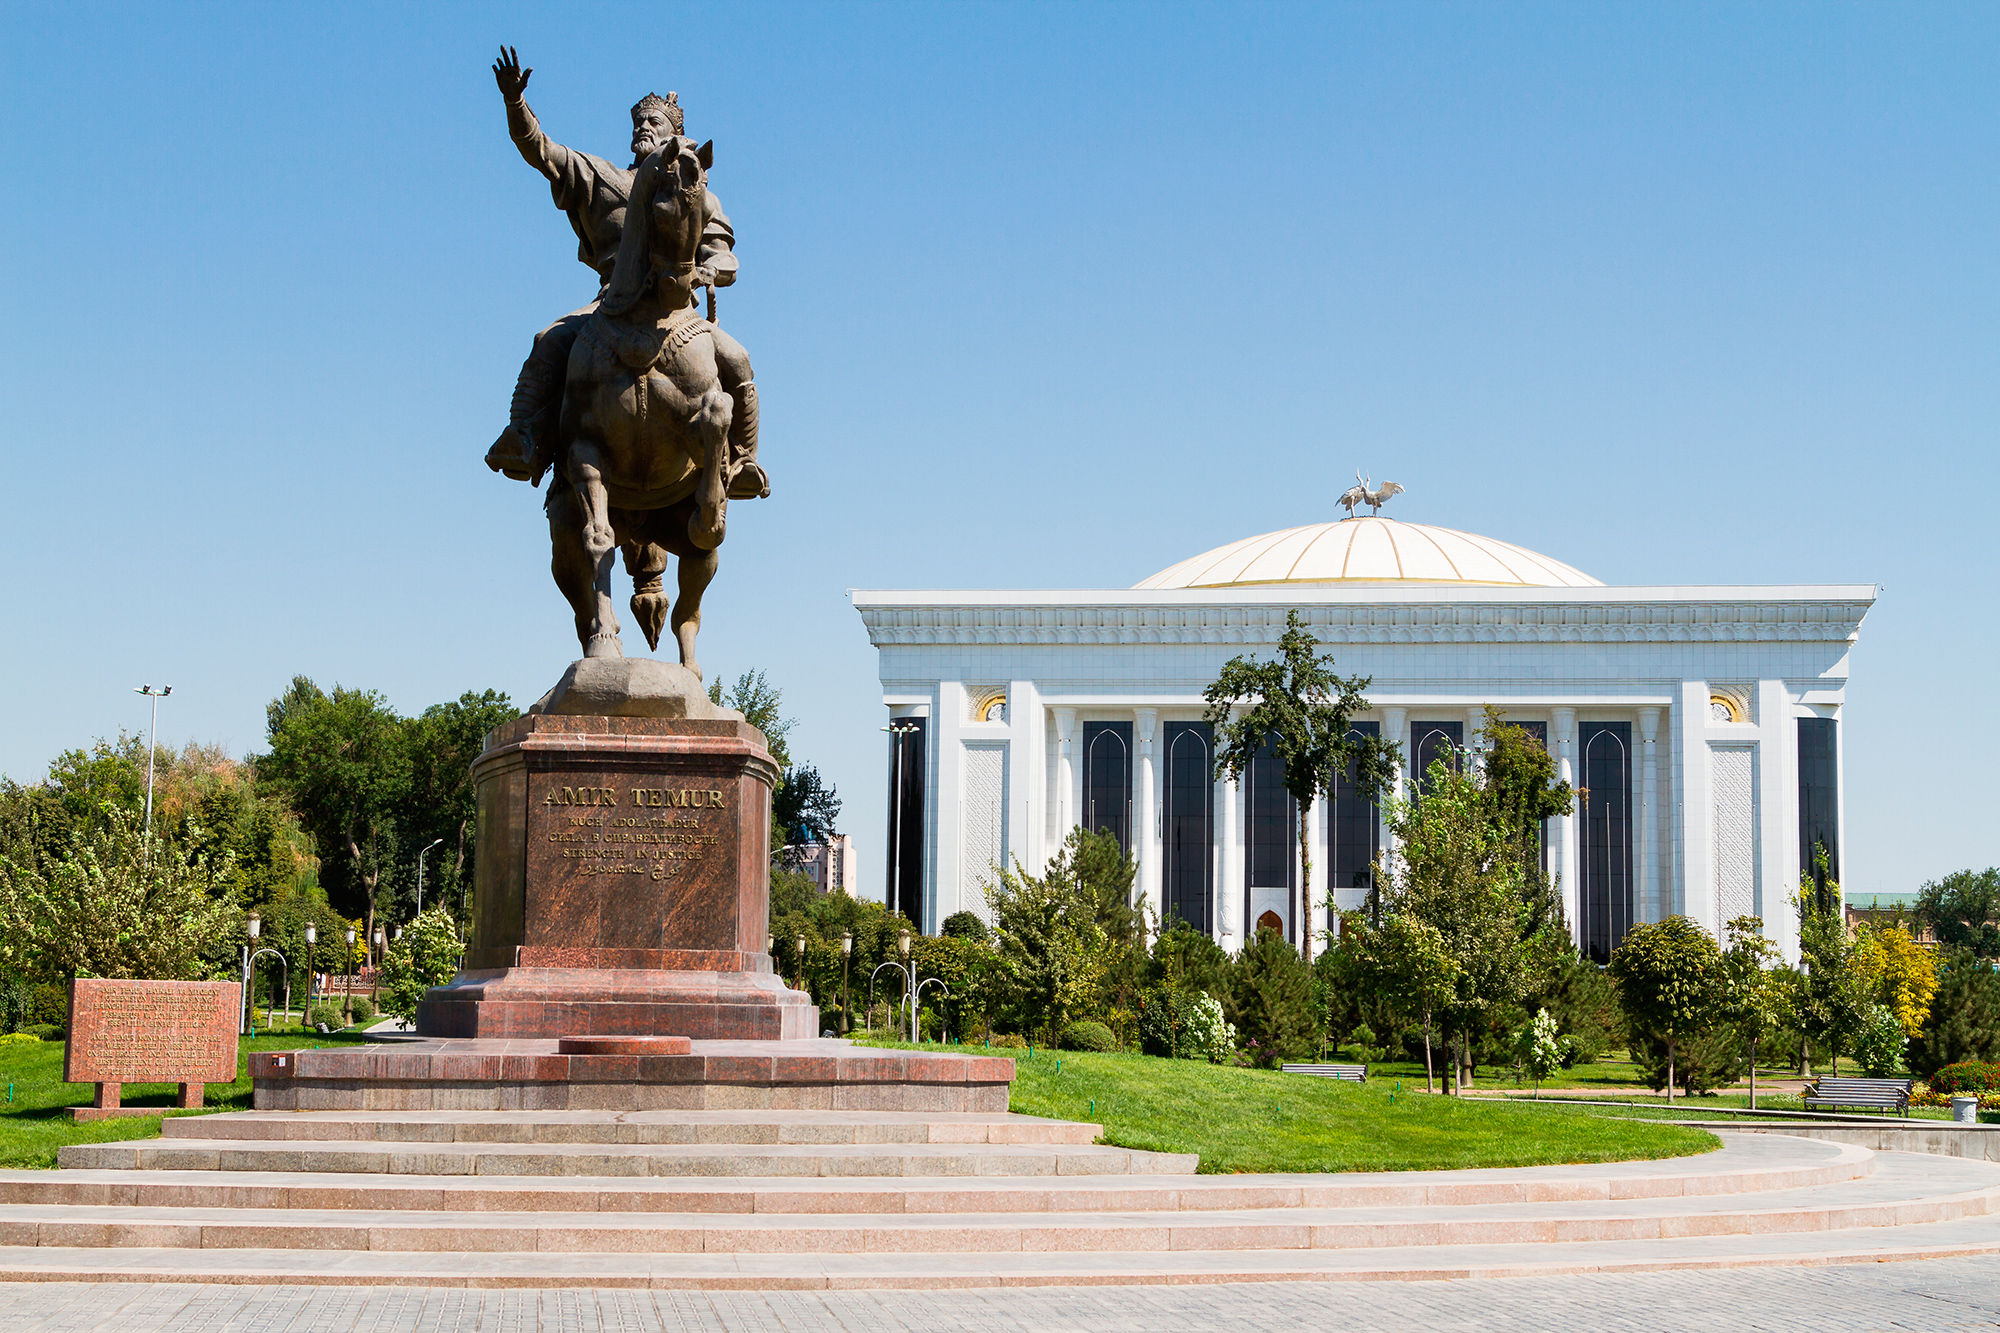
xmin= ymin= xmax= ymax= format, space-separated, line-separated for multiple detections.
xmin=601 ymin=138 xmax=715 ymax=318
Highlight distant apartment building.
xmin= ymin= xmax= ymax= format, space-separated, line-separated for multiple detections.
xmin=788 ymin=834 xmax=858 ymax=897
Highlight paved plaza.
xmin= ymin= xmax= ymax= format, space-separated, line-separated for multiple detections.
xmin=4 ymin=1260 xmax=2000 ymax=1332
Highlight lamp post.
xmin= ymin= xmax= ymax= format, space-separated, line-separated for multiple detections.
xmin=840 ymin=931 xmax=853 ymax=1035
xmin=416 ymin=838 xmax=444 ymax=916
xmin=133 ymin=685 xmax=172 ymax=847
xmin=304 ymin=924 xmax=316 ymax=1026
xmin=869 ymin=926 xmax=945 ymax=1045
xmin=795 ymin=933 xmax=807 ymax=992
xmin=344 ymin=926 xmax=356 ymax=1027
xmin=371 ymin=927 xmax=386 ymax=1008
xmin=240 ymin=912 xmax=261 ymax=1034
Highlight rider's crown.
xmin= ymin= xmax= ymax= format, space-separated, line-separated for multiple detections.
xmin=631 ymin=92 xmax=683 ymax=136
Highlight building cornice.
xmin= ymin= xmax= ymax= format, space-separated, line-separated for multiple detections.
xmin=851 ymin=587 xmax=1875 ymax=648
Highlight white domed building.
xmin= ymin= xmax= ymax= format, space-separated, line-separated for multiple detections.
xmin=851 ymin=512 xmax=1873 ymax=964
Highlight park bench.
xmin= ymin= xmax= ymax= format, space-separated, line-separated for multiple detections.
xmin=1801 ymin=1076 xmax=1913 ymax=1116
xmin=1280 ymin=1063 xmax=1369 ymax=1083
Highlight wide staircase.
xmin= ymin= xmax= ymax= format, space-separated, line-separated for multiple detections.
xmin=2 ymin=1109 xmax=2000 ymax=1286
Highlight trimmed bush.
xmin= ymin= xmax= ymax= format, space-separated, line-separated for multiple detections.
xmin=347 ymin=997 xmax=376 ymax=1025
xmin=22 ymin=1024 xmax=61 ymax=1042
xmin=991 ymin=1033 xmax=1027 ymax=1049
xmin=1928 ymin=1061 xmax=2000 ymax=1096
xmin=1061 ymin=1020 xmax=1118 ymax=1052
xmin=940 ymin=911 xmax=990 ymax=942
xmin=307 ymin=1003 xmax=347 ymax=1031
xmin=0 ymin=1032 xmax=39 ymax=1047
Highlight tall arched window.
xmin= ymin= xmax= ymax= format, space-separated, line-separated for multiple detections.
xmin=1412 ymin=722 xmax=1463 ymax=796
xmin=1580 ymin=723 xmax=1632 ymax=962
xmin=1083 ymin=722 xmax=1132 ymax=853
xmin=1163 ymin=723 xmax=1213 ymax=934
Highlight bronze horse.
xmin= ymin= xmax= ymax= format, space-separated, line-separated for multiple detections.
xmin=547 ymin=137 xmax=761 ymax=673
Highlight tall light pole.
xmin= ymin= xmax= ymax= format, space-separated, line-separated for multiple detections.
xmin=416 ymin=838 xmax=444 ymax=916
xmin=133 ymin=685 xmax=172 ymax=839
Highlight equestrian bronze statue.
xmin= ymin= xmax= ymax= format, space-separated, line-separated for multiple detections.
xmin=484 ymin=47 xmax=767 ymax=676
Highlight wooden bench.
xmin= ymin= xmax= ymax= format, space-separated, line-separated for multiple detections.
xmin=1280 ymin=1063 xmax=1368 ymax=1083
xmin=1802 ymin=1076 xmax=1912 ymax=1116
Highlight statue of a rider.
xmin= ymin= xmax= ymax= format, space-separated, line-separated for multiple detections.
xmin=483 ymin=47 xmax=768 ymax=503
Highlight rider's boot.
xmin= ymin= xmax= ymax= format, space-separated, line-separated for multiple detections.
xmin=487 ymin=317 xmax=577 ymax=483
xmin=724 ymin=379 xmax=768 ymax=500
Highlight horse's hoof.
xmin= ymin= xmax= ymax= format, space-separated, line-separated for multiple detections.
xmin=583 ymin=635 xmax=624 ymax=659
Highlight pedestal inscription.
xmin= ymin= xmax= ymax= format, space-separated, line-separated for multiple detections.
xmin=64 ymin=979 xmax=240 ymax=1119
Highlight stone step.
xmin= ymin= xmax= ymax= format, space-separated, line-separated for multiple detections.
xmin=0 ymin=1138 xmax=1875 ymax=1216
xmin=157 ymin=1109 xmax=1100 ymax=1147
xmin=11 ymin=1212 xmax=1999 ymax=1288
xmin=55 ymin=1139 xmax=1197 ymax=1178
xmin=0 ymin=1151 xmax=1987 ymax=1255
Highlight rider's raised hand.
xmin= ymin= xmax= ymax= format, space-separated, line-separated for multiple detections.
xmin=493 ymin=46 xmax=532 ymax=101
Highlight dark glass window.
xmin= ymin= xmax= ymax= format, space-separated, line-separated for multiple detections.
xmin=1327 ymin=721 xmax=1381 ymax=926
xmin=1798 ymin=718 xmax=1839 ymax=895
xmin=1579 ymin=722 xmax=1632 ymax=963
xmin=1163 ymin=722 xmax=1213 ymax=934
xmin=1245 ymin=733 xmax=1296 ymax=939
xmin=1412 ymin=721 xmax=1463 ymax=795
xmin=884 ymin=717 xmax=927 ymax=928
xmin=1082 ymin=722 xmax=1133 ymax=853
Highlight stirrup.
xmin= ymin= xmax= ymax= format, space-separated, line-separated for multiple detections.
xmin=727 ymin=461 xmax=770 ymax=500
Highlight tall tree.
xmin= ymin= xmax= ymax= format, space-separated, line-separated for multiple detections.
xmin=257 ymin=677 xmax=409 ymax=950
xmin=1610 ymin=916 xmax=1722 ymax=1103
xmin=1475 ymin=707 xmax=1574 ymax=936
xmin=403 ymin=690 xmax=518 ymax=917
xmin=1916 ymin=868 xmax=2000 ymax=959
xmin=1203 ymin=610 xmax=1394 ymax=962
xmin=1719 ymin=915 xmax=1785 ymax=1109
xmin=1794 ymin=854 xmax=1867 ymax=1074
xmin=706 ymin=669 xmax=793 ymax=765
xmin=772 ymin=763 xmax=842 ymax=851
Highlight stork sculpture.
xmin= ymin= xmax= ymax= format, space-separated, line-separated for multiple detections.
xmin=1338 ymin=471 xmax=1405 ymax=518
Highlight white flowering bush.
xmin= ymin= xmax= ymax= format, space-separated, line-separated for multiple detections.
xmin=1183 ymin=991 xmax=1237 ymax=1064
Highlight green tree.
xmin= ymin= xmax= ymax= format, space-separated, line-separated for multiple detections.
xmin=1609 ymin=916 xmax=1723 ymax=1103
xmin=403 ymin=690 xmax=518 ymax=920
xmin=257 ymin=677 xmax=410 ymax=950
xmin=1364 ymin=911 xmax=1460 ymax=1093
xmin=1915 ymin=868 xmax=2000 ymax=959
xmin=1378 ymin=760 xmax=1529 ymax=1092
xmin=772 ymin=763 xmax=841 ymax=852
xmin=706 ymin=669 xmax=793 ymax=765
xmin=1794 ymin=857 xmax=1867 ymax=1074
xmin=1230 ymin=925 xmax=1316 ymax=1066
xmin=1516 ymin=1007 xmax=1562 ymax=1098
xmin=1909 ymin=949 xmax=2000 ymax=1076
xmin=986 ymin=845 xmax=1110 ymax=1046
xmin=1203 ymin=610 xmax=1394 ymax=962
xmin=0 ymin=807 xmax=240 ymax=984
xmin=1719 ymin=915 xmax=1786 ymax=1109
xmin=1475 ymin=708 xmax=1574 ymax=936
xmin=375 ymin=908 xmax=467 ymax=1025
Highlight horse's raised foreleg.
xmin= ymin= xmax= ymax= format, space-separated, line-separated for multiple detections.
xmin=567 ymin=448 xmax=623 ymax=658
xmin=672 ymin=545 xmax=719 ymax=677
xmin=685 ymin=387 xmax=733 ymax=551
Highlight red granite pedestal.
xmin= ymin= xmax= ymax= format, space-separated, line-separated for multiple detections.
xmin=416 ymin=713 xmax=817 ymax=1041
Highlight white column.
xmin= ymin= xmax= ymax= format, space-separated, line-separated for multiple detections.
xmin=1053 ymin=708 xmax=1077 ymax=843
xmin=1677 ymin=679 xmax=1712 ymax=928
xmin=1219 ymin=769 xmax=1241 ymax=952
xmin=1637 ymin=707 xmax=1660 ymax=925
xmin=1757 ymin=679 xmax=1796 ymax=956
xmin=1553 ymin=707 xmax=1579 ymax=941
xmin=1134 ymin=708 xmax=1161 ymax=932
xmin=1379 ymin=706 xmax=1408 ymax=870
xmin=1304 ymin=798 xmax=1326 ymax=961
xmin=1006 ymin=681 xmax=1041 ymax=877
xmin=933 ymin=682 xmax=966 ymax=930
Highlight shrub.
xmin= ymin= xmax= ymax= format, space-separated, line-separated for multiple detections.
xmin=1852 ymin=1004 xmax=1907 ymax=1077
xmin=348 ymin=997 xmax=376 ymax=1025
xmin=991 ymin=1033 xmax=1027 ymax=1049
xmin=1338 ymin=1022 xmax=1385 ymax=1066
xmin=1909 ymin=952 xmax=2000 ymax=1076
xmin=0 ymin=1032 xmax=38 ymax=1047
xmin=1182 ymin=991 xmax=1236 ymax=1064
xmin=28 ymin=984 xmax=66 ymax=1029
xmin=1229 ymin=927 xmax=1316 ymax=1067
xmin=376 ymin=909 xmax=465 ymax=1025
xmin=1138 ymin=988 xmax=1190 ymax=1058
xmin=22 ymin=1024 xmax=61 ymax=1042
xmin=940 ymin=911 xmax=990 ymax=942
xmin=307 ymin=1002 xmax=347 ymax=1031
xmin=1928 ymin=1061 xmax=2000 ymax=1096
xmin=1629 ymin=1023 xmax=1745 ymax=1096
xmin=1061 ymin=1019 xmax=1117 ymax=1052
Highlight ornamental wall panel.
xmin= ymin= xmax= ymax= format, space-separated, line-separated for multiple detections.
xmin=1711 ymin=746 xmax=1758 ymax=929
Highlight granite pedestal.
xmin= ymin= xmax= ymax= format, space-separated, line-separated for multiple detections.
xmin=416 ymin=712 xmax=816 ymax=1041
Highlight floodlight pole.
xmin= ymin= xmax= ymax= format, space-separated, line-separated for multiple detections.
xmin=416 ymin=839 xmax=444 ymax=916
xmin=133 ymin=685 xmax=173 ymax=843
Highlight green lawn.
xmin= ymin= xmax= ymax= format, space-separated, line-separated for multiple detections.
xmin=0 ymin=1029 xmax=378 ymax=1169
xmin=1367 ymin=1051 xmax=1809 ymax=1094
xmin=861 ymin=1039 xmax=1719 ymax=1173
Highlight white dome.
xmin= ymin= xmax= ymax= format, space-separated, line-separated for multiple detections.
xmin=1135 ymin=517 xmax=1602 ymax=590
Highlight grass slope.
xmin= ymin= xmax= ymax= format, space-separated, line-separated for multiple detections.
xmin=868 ymin=1041 xmax=1718 ymax=1173
xmin=0 ymin=1030 xmax=378 ymax=1169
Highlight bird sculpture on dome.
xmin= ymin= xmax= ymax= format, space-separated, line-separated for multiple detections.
xmin=1338 ymin=472 xmax=1405 ymax=518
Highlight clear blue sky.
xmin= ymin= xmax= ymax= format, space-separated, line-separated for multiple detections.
xmin=2 ymin=2 xmax=1993 ymax=900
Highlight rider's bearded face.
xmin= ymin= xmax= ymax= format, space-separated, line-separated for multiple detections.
xmin=631 ymin=109 xmax=673 ymax=162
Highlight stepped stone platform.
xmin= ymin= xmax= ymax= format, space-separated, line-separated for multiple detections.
xmin=247 ymin=1038 xmax=1014 ymax=1113
xmin=8 ymin=1106 xmax=2000 ymax=1287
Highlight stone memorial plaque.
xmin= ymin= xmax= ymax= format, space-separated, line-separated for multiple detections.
xmin=64 ymin=979 xmax=241 ymax=1118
